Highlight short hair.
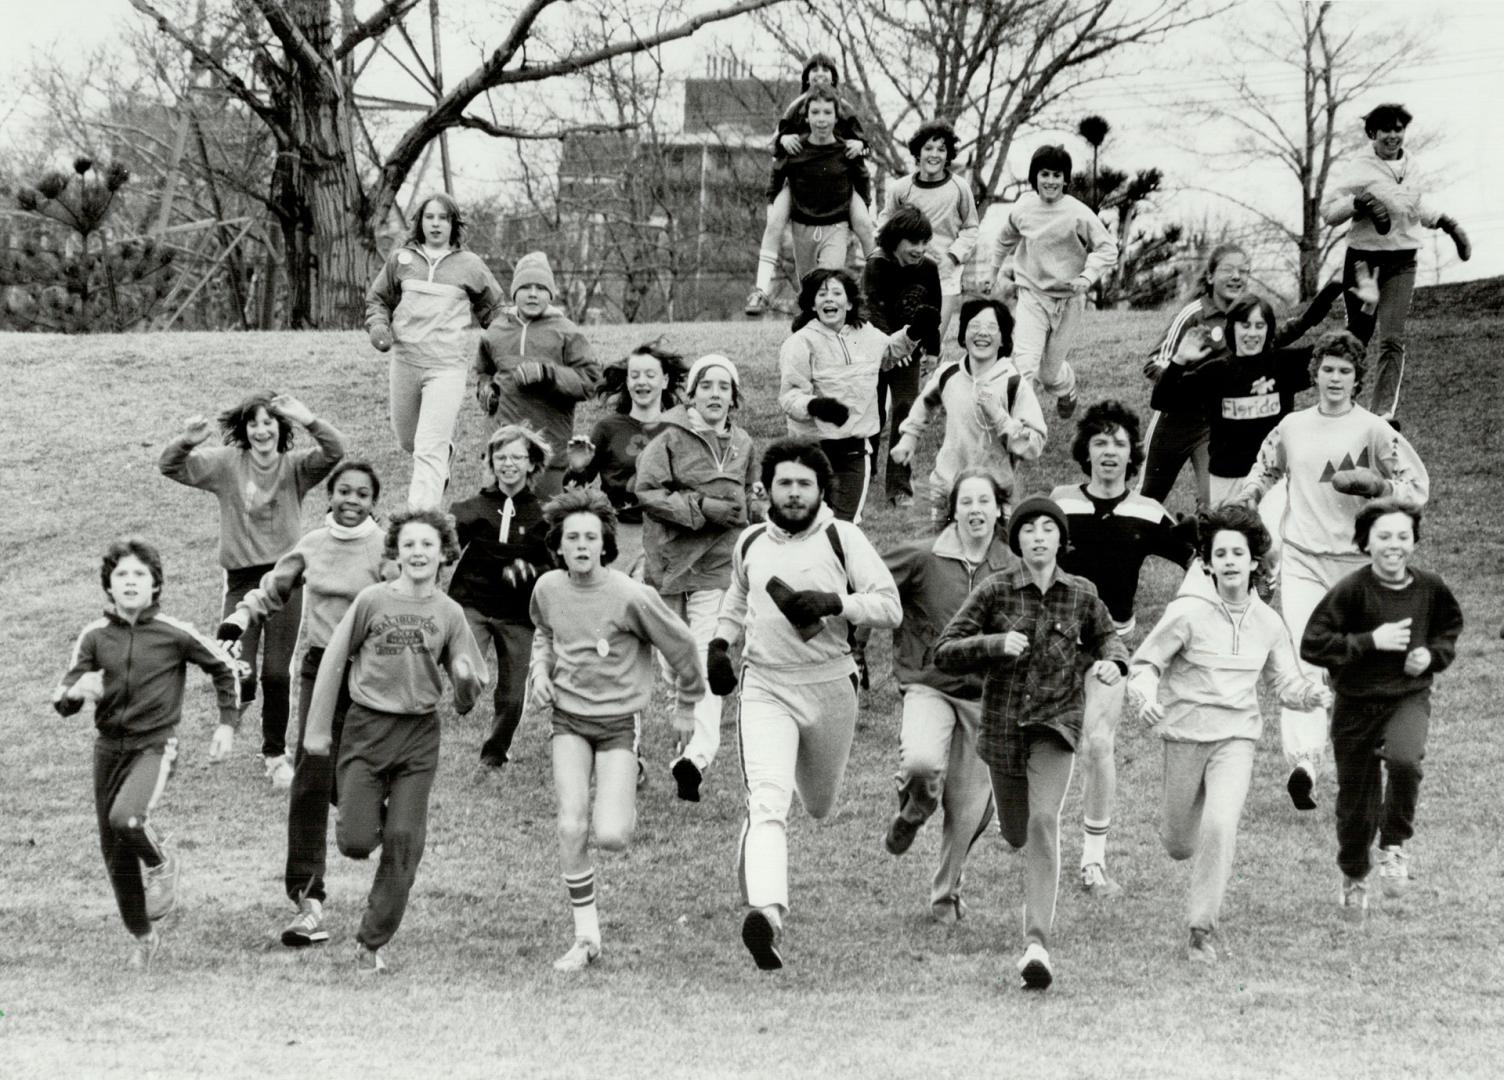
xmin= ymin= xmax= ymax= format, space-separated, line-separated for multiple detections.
xmin=1195 ymin=504 xmax=1272 ymax=566
xmin=793 ymin=268 xmax=864 ymax=331
xmin=408 ymin=192 xmax=464 ymax=248
xmin=1308 ymin=330 xmax=1368 ymax=394
xmin=759 ymin=437 xmax=835 ymax=499
xmin=384 ymin=509 xmax=462 ymax=565
xmin=1224 ymin=294 xmax=1277 ymax=355
xmin=1072 ymin=400 xmax=1145 ymax=480
xmin=803 ymin=85 xmax=840 ymax=114
xmin=955 ymin=297 xmax=1014 ymax=354
xmin=218 ymin=392 xmax=293 ymax=452
xmin=1362 ymin=103 xmax=1413 ymax=136
xmin=1028 ymin=144 xmax=1073 ymax=190
xmin=945 ymin=468 xmax=1009 ymax=525
xmin=600 ymin=342 xmax=687 ymax=414
xmin=1201 ymin=242 xmax=1249 ymax=298
xmin=485 ymin=424 xmax=552 ymax=483
xmin=325 ymin=459 xmax=382 ymax=504
xmin=1354 ymin=496 xmax=1423 ymax=552
xmin=906 ymin=120 xmax=959 ymax=163
xmin=801 ymin=53 xmax=839 ymax=90
xmin=542 ymin=487 xmax=620 ymax=567
xmin=876 ymin=204 xmax=933 ymax=255
xmin=101 ymin=537 xmax=164 ymax=602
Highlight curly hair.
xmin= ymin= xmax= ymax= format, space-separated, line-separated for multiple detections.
xmin=1071 ymin=400 xmax=1145 ymax=480
xmin=759 ymin=437 xmax=835 ymax=499
xmin=944 ymin=468 xmax=1009 ymax=526
xmin=407 ymin=192 xmax=464 ymax=248
xmin=906 ymin=120 xmax=959 ymax=164
xmin=384 ymin=509 xmax=462 ymax=565
xmin=1195 ymin=504 xmax=1272 ymax=566
xmin=1308 ymin=330 xmax=1368 ymax=394
xmin=325 ymin=459 xmax=382 ymax=504
xmin=218 ymin=392 xmax=293 ymax=452
xmin=791 ymin=268 xmax=865 ymax=332
xmin=542 ymin=487 xmax=620 ymax=567
xmin=1354 ymin=496 xmax=1422 ymax=552
xmin=599 ymin=342 xmax=688 ymax=414
xmin=100 ymin=537 xmax=164 ymax=601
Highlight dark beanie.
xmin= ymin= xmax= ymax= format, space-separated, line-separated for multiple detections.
xmin=1007 ymin=495 xmax=1069 ymax=556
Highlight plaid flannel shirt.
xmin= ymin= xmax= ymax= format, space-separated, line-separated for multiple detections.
xmin=933 ymin=564 xmax=1128 ymax=776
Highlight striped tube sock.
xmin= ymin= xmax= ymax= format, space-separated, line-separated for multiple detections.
xmin=1082 ymin=819 xmax=1109 ymax=868
xmin=565 ymin=869 xmax=600 ymax=944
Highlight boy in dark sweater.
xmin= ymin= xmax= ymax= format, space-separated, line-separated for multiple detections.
xmin=448 ymin=425 xmax=553 ymax=771
xmin=770 ymin=86 xmax=873 ymax=285
xmin=53 ymin=538 xmax=240 ymax=971
xmin=1301 ymin=497 xmax=1462 ymax=919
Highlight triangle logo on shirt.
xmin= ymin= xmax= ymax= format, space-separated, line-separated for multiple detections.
xmin=1318 ymin=446 xmax=1371 ymax=483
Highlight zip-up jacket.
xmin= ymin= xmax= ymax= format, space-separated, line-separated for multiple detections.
xmin=364 ymin=244 xmax=505 ymax=367
xmin=1128 ymin=564 xmax=1323 ymax=742
xmin=884 ymin=524 xmax=1018 ymax=698
xmin=448 ymin=487 xmax=549 ymax=622
xmin=56 ymin=605 xmax=240 ymax=745
xmin=634 ymin=405 xmax=758 ymax=596
xmin=779 ymin=320 xmax=908 ymax=441
xmin=475 ymin=306 xmax=601 ymax=462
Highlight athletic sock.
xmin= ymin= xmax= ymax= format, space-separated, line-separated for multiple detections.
xmin=565 ymin=869 xmax=600 ymax=943
xmin=1082 ymin=819 xmax=1110 ymax=868
xmin=754 ymin=251 xmax=777 ymax=293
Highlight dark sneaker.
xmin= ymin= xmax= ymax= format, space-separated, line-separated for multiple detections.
xmin=1055 ymin=390 xmax=1078 ymax=419
xmin=1017 ymin=943 xmax=1053 ymax=990
xmin=885 ymin=812 xmax=921 ymax=856
xmin=671 ymin=757 xmax=703 ymax=803
xmin=282 ymin=897 xmax=329 ymax=947
xmin=1287 ymin=764 xmax=1317 ymax=811
xmin=742 ymin=908 xmax=784 ymax=971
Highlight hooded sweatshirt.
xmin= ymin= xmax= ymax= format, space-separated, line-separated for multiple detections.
xmin=779 ymin=320 xmax=908 ymax=441
xmin=716 ymin=503 xmax=901 ymax=685
xmin=900 ymin=355 xmax=1046 ymax=499
xmin=634 ymin=404 xmax=758 ymax=596
xmin=1128 ymin=562 xmax=1324 ymax=742
xmin=475 ymin=306 xmax=601 ymax=460
xmin=884 ymin=524 xmax=1018 ymax=698
xmin=364 ymin=244 xmax=505 ymax=367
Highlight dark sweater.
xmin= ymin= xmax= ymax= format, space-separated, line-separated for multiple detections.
xmin=584 ymin=413 xmax=662 ymax=524
xmin=1301 ymin=565 xmax=1463 ymax=700
xmin=1051 ymin=485 xmax=1193 ymax=626
xmin=448 ymin=487 xmax=548 ymax=622
xmin=862 ymin=252 xmax=942 ymax=357
xmin=769 ymin=140 xmax=872 ymax=224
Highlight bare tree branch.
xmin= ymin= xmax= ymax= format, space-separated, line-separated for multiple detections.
xmin=335 ymin=0 xmax=424 ymax=61
xmin=455 ymin=116 xmax=638 ymax=140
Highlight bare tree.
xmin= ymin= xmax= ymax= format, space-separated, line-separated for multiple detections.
xmin=1184 ymin=0 xmax=1423 ymax=299
xmin=759 ymin=0 xmax=1217 ymax=207
xmin=125 ymin=0 xmax=789 ymax=328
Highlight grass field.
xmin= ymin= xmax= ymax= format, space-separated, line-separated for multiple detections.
xmin=2 ymin=297 xmax=1502 ymax=1079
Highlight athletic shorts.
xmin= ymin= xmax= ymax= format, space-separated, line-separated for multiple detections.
xmin=550 ymin=708 xmax=640 ymax=753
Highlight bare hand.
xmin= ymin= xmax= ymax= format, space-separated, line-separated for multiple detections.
xmin=1070 ymin=277 xmax=1091 ymax=295
xmin=1174 ymin=334 xmax=1213 ymax=366
xmin=181 ymin=415 xmax=214 ymax=445
xmin=529 ymin=669 xmax=555 ymax=709
xmin=889 ymin=436 xmax=916 ymax=467
xmin=1139 ymin=699 xmax=1166 ymax=725
xmin=993 ymin=277 xmax=1017 ymax=305
xmin=1001 ymin=630 xmax=1029 ymax=658
xmin=65 ymin=671 xmax=105 ymax=703
xmin=780 ymin=134 xmax=802 ymax=156
xmin=672 ymin=705 xmax=696 ymax=735
xmin=1092 ymin=660 xmax=1122 ymax=686
xmin=1372 ymin=617 xmax=1412 ymax=652
xmin=1310 ymin=686 xmax=1334 ymax=710
xmin=843 ymin=138 xmax=865 ymax=160
xmin=208 ymin=723 xmax=235 ymax=764
xmin=1403 ymin=646 xmax=1431 ymax=677
xmin=269 ymin=393 xmax=315 ymax=427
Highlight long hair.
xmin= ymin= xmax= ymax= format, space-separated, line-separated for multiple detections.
xmin=597 ymin=342 xmax=687 ymax=414
xmin=218 ymin=392 xmax=293 ymax=452
xmin=944 ymin=468 xmax=1009 ymax=526
xmin=1223 ymin=294 xmax=1277 ymax=356
xmin=407 ymin=192 xmax=464 ymax=248
xmin=791 ymin=268 xmax=865 ymax=333
xmin=542 ymin=487 xmax=620 ymax=567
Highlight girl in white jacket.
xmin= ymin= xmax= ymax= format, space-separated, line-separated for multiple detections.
xmin=1128 ymin=505 xmax=1330 ymax=965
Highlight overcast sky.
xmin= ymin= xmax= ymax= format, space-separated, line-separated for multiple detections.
xmin=4 ymin=0 xmax=1500 ymax=290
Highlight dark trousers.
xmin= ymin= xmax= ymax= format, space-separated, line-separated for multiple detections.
xmin=1342 ymin=247 xmax=1417 ymax=418
xmin=875 ymin=360 xmax=921 ymax=498
xmin=1332 ymin=690 xmax=1429 ymax=880
xmin=464 ymin=610 xmax=535 ymax=765
xmin=93 ymin=736 xmax=174 ymax=937
xmin=1140 ymin=409 xmax=1211 ymax=511
xmin=284 ymin=647 xmax=350 ymax=904
xmin=223 ymin=563 xmax=301 ymax=758
xmin=819 ymin=436 xmax=873 ymax=523
xmin=336 ymin=704 xmax=440 ymax=950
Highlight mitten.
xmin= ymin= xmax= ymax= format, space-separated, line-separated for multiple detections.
xmin=766 ymin=575 xmax=843 ymax=629
xmin=369 ymin=325 xmax=393 ymax=352
xmin=1354 ymin=192 xmax=1391 ymax=235
xmin=1330 ymin=467 xmax=1389 ymax=498
xmin=706 ymin=638 xmax=738 ymax=697
xmin=478 ymin=379 xmax=501 ymax=416
xmin=513 ymin=361 xmax=551 ymax=387
xmin=806 ymin=396 xmax=850 ymax=426
xmin=215 ymin=620 xmax=244 ymax=644
xmin=1439 ymin=216 xmax=1471 ymax=261
xmin=906 ymin=304 xmax=940 ymax=344
xmin=501 ymin=558 xmax=537 ymax=591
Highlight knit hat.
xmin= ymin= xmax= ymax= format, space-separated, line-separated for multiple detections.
xmin=511 ymin=251 xmax=557 ymax=299
xmin=685 ymin=353 xmax=740 ymax=393
xmin=1007 ymin=494 xmax=1069 ymax=556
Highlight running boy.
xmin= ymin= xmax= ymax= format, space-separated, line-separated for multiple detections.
xmin=527 ymin=488 xmax=706 ymax=971
xmin=934 ymin=495 xmax=1127 ymax=991
xmin=990 ymin=144 xmax=1118 ymax=418
xmin=302 ymin=510 xmax=487 ymax=974
xmin=476 ymin=252 xmax=601 ymax=497
xmin=54 ymin=538 xmax=240 ymax=970
xmin=1300 ymin=498 xmax=1462 ymax=919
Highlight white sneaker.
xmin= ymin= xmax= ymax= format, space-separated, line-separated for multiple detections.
xmin=142 ymin=849 xmax=180 ymax=922
xmin=1340 ymin=876 xmax=1369 ymax=923
xmin=264 ymin=755 xmax=294 ymax=790
xmin=552 ymin=937 xmax=601 ymax=972
xmin=1017 ymin=942 xmax=1053 ymax=990
xmin=1376 ymin=846 xmax=1409 ymax=897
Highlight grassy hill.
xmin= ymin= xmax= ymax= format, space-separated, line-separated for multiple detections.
xmin=1 ymin=305 xmax=1501 ymax=1079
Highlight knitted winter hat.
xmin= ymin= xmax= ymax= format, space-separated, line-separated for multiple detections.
xmin=1007 ymin=494 xmax=1069 ymax=556
xmin=511 ymin=251 xmax=557 ymax=299
xmin=685 ymin=353 xmax=740 ymax=393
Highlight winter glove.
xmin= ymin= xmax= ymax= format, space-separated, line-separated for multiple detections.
xmin=1330 ymin=467 xmax=1390 ymax=498
xmin=706 ymin=638 xmax=739 ymax=697
xmin=215 ymin=619 xmax=244 ymax=644
xmin=1142 ymin=356 xmax=1166 ymax=383
xmin=512 ymin=361 xmax=552 ymax=387
xmin=1438 ymin=216 xmax=1472 ymax=261
xmin=1353 ymin=192 xmax=1391 ymax=235
xmin=905 ymin=304 xmax=940 ymax=345
xmin=806 ymin=396 xmax=850 ymax=426
xmin=766 ymin=575 xmax=843 ymax=635
xmin=1169 ymin=512 xmax=1200 ymax=551
xmin=369 ymin=325 xmax=393 ymax=352
xmin=501 ymin=558 xmax=537 ymax=591
xmin=699 ymin=496 xmax=745 ymax=527
xmin=478 ymin=378 xmax=501 ymax=416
